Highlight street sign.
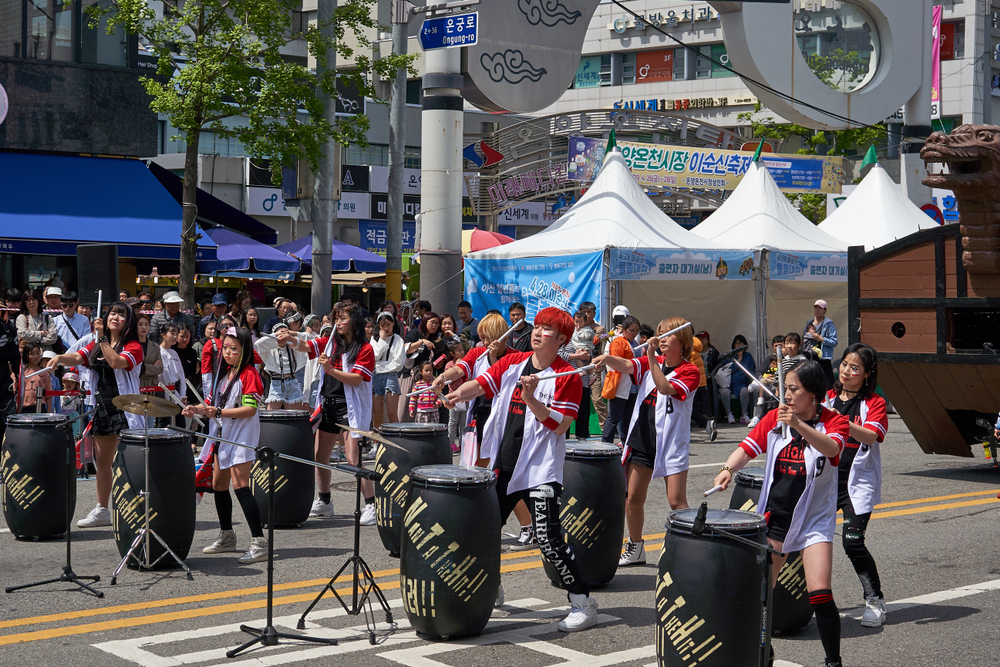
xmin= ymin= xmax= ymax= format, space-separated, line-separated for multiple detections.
xmin=420 ymin=12 xmax=478 ymax=51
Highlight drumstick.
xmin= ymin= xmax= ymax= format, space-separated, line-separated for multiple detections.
xmin=518 ymin=364 xmax=596 ymax=383
xmin=703 ymin=484 xmax=724 ymax=497
xmin=186 ymin=378 xmax=222 ymax=428
xmin=25 ymin=366 xmax=56 ymax=379
xmin=159 ymin=382 xmax=203 ymax=427
xmin=633 ymin=321 xmax=693 ymax=352
xmin=776 ymin=347 xmax=789 ymax=438
xmin=96 ymin=290 xmax=102 ymax=323
xmin=496 ymin=318 xmax=526 ymax=343
xmin=730 ymin=357 xmax=774 ymax=399
xmin=332 ymin=424 xmax=397 ymax=448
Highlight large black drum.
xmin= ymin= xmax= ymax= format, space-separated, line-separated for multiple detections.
xmin=112 ymin=429 xmax=195 ymax=568
xmin=729 ymin=466 xmax=814 ymax=634
xmin=657 ymin=509 xmax=766 ymax=667
xmin=375 ymin=422 xmax=452 ymax=557
xmin=251 ymin=410 xmax=315 ymax=526
xmin=542 ymin=442 xmax=625 ymax=587
xmin=1 ymin=414 xmax=75 ymax=539
xmin=400 ymin=465 xmax=500 ymax=639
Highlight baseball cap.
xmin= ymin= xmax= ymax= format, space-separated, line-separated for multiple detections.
xmin=42 ymin=350 xmax=57 ymax=359
xmin=612 ymin=305 xmax=630 ymax=317
xmin=814 ymin=299 xmax=828 ymax=309
xmin=45 ymin=286 xmax=63 ymax=297
xmin=695 ymin=330 xmax=710 ymax=340
xmin=212 ymin=294 xmax=229 ymax=306
xmin=163 ymin=291 xmax=184 ymax=304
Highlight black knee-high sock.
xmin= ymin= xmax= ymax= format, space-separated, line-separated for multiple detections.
xmin=809 ymin=589 xmax=841 ymax=662
xmin=234 ymin=487 xmax=264 ymax=538
xmin=215 ymin=489 xmax=233 ymax=531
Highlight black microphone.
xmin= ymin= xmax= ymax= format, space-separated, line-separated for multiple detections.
xmin=691 ymin=501 xmax=709 ymax=537
xmin=716 ymin=345 xmax=748 ymax=363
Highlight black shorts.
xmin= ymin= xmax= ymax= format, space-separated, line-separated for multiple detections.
xmin=94 ymin=400 xmax=127 ymax=437
xmin=625 ymin=433 xmax=655 ymax=470
xmin=317 ymin=397 xmax=349 ymax=434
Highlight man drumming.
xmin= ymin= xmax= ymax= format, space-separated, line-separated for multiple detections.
xmin=444 ymin=307 xmax=598 ymax=632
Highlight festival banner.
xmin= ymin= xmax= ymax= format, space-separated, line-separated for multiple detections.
xmin=618 ymin=141 xmax=844 ymax=194
xmin=567 ymin=137 xmax=606 ymax=181
xmin=609 ymin=249 xmax=756 ymax=281
xmin=465 ymin=251 xmax=604 ymax=321
xmin=768 ymin=252 xmax=848 ymax=282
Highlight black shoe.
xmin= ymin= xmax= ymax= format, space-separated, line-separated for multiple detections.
xmin=824 ymin=658 xmax=843 ymax=667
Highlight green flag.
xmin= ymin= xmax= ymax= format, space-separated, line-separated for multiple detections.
xmin=861 ymin=145 xmax=878 ymax=169
xmin=606 ymin=128 xmax=616 ymax=153
xmin=752 ymin=138 xmax=766 ymax=163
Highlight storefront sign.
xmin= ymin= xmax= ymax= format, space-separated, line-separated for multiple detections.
xmin=769 ymin=252 xmax=848 ymax=282
xmin=336 ymin=192 xmax=371 ymax=219
xmin=575 ymin=56 xmax=603 ymax=89
xmin=359 ymin=219 xmax=416 ymax=254
xmin=498 ymin=201 xmax=552 ymax=225
xmin=609 ymin=249 xmax=756 ymax=281
xmin=619 ymin=140 xmax=844 ymax=194
xmin=246 ymin=187 xmax=288 ymax=217
xmin=341 ymin=165 xmax=370 ymax=192
xmin=614 ymin=96 xmax=756 ymax=112
xmin=487 ymin=164 xmax=570 ymax=205
xmin=609 ymin=5 xmax=718 ymax=33
xmin=636 ymin=50 xmax=673 ymax=83
xmin=370 ymin=166 xmax=423 ymax=194
xmin=369 ymin=193 xmax=420 ymax=221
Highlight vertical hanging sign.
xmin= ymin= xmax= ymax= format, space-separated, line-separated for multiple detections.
xmin=931 ymin=5 xmax=942 ymax=120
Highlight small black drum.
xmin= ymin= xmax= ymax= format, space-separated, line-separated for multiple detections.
xmin=251 ymin=410 xmax=315 ymax=526
xmin=375 ymin=422 xmax=452 ymax=557
xmin=657 ymin=509 xmax=766 ymax=667
xmin=1 ymin=414 xmax=75 ymax=539
xmin=112 ymin=429 xmax=195 ymax=568
xmin=729 ymin=466 xmax=814 ymax=633
xmin=542 ymin=442 xmax=625 ymax=588
xmin=400 ymin=465 xmax=500 ymax=640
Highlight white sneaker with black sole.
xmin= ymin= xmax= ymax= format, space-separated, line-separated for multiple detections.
xmin=618 ymin=539 xmax=646 ymax=566
xmin=309 ymin=499 xmax=335 ymax=517
xmin=203 ymin=529 xmax=238 ymax=554
xmin=706 ymin=420 xmax=717 ymax=442
xmin=359 ymin=502 xmax=377 ymax=526
xmin=557 ymin=593 xmax=599 ymax=632
xmin=860 ymin=596 xmax=886 ymax=627
xmin=494 ymin=582 xmax=505 ymax=608
xmin=77 ymin=503 xmax=112 ymax=528
xmin=510 ymin=526 xmax=536 ymax=551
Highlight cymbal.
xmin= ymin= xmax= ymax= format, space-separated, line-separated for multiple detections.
xmin=112 ymin=394 xmax=181 ymax=418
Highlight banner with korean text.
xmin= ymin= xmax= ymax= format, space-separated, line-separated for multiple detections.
xmin=618 ymin=141 xmax=844 ymax=194
xmin=465 ymin=252 xmax=604 ymax=321
xmin=609 ymin=248 xmax=756 ymax=281
xmin=768 ymin=252 xmax=847 ymax=282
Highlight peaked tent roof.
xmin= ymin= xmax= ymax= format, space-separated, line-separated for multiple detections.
xmin=198 ymin=227 xmax=300 ymax=273
xmin=471 ymin=150 xmax=723 ymax=259
xmin=692 ymin=163 xmax=847 ymax=253
xmin=818 ymin=164 xmax=938 ymax=251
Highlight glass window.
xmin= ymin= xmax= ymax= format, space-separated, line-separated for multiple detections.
xmin=2 ymin=0 xmax=131 ymax=65
xmin=406 ymin=79 xmax=421 ymax=105
xmin=344 ymin=143 xmax=390 ymax=167
xmin=25 ymin=0 xmax=74 ymax=62
xmin=695 ymin=46 xmax=712 ymax=79
xmin=81 ymin=0 xmax=127 ymax=67
xmin=672 ymin=48 xmax=686 ymax=81
xmin=954 ymin=26 xmax=965 ymax=59
xmin=0 ymin=0 xmax=23 ymax=57
xmin=599 ymin=54 xmax=611 ymax=86
xmin=621 ymin=53 xmax=636 ymax=85
xmin=404 ymin=147 xmax=421 ymax=169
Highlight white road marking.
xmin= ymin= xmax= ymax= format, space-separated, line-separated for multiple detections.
xmin=840 ymin=577 xmax=1000 ymax=620
xmin=688 ymin=461 xmax=729 ymax=469
xmin=0 ymin=528 xmax=10 ymax=534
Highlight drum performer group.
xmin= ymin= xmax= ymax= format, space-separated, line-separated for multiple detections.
xmin=9 ymin=294 xmax=891 ymax=666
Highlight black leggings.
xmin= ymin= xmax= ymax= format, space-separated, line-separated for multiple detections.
xmin=496 ymin=470 xmax=589 ymax=597
xmin=840 ymin=495 xmax=883 ymax=599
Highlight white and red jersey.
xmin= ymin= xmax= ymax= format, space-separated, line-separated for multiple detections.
xmin=78 ymin=339 xmax=144 ymax=429
xmin=739 ymin=407 xmax=850 ymax=552
xmin=201 ymin=338 xmax=262 ymax=400
xmin=308 ymin=336 xmax=375 ymax=434
xmin=823 ymin=390 xmax=889 ymax=514
xmin=201 ymin=365 xmax=264 ymax=469
xmin=623 ymin=355 xmax=700 ymax=479
xmin=457 ymin=345 xmax=510 ymax=427
xmin=476 ymin=351 xmax=582 ymax=493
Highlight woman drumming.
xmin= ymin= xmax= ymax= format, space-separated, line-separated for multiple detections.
xmin=48 ymin=302 xmax=144 ymax=528
xmin=594 ymin=318 xmax=699 ymax=567
xmin=823 ymin=343 xmax=889 ymax=628
xmin=714 ymin=359 xmax=850 ymax=667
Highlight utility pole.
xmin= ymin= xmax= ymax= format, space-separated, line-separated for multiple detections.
xmin=312 ymin=0 xmax=337 ymax=316
xmin=983 ymin=0 xmax=993 ymax=126
xmin=387 ymin=4 xmax=408 ymax=304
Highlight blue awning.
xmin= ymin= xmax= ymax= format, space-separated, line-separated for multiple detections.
xmin=276 ymin=234 xmax=386 ymax=272
xmin=0 ymin=152 xmax=217 ymax=261
xmin=197 ymin=227 xmax=300 ymax=274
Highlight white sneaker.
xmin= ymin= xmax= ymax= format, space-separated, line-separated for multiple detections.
xmin=495 ymin=582 xmax=505 ymax=608
xmin=706 ymin=420 xmax=717 ymax=442
xmin=238 ymin=536 xmax=268 ymax=564
xmin=860 ymin=596 xmax=886 ymax=627
xmin=726 ymin=413 xmax=736 ymax=424
xmin=510 ymin=526 xmax=536 ymax=551
xmin=747 ymin=416 xmax=761 ymax=428
xmin=77 ymin=503 xmax=112 ymax=528
xmin=618 ymin=539 xmax=646 ymax=566
xmin=203 ymin=529 xmax=238 ymax=554
xmin=359 ymin=502 xmax=377 ymax=526
xmin=557 ymin=593 xmax=599 ymax=632
xmin=309 ymin=499 xmax=335 ymax=518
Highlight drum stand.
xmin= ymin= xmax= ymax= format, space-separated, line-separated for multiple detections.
xmin=5 ymin=412 xmax=103 ymax=598
xmin=111 ymin=406 xmax=193 ymax=585
xmin=297 ymin=438 xmax=393 ymax=645
xmin=691 ymin=502 xmax=784 ymax=667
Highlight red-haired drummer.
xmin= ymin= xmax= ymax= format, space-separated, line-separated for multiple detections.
xmin=443 ymin=307 xmax=597 ymax=632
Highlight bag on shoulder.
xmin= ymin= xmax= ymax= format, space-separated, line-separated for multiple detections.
xmin=714 ymin=362 xmax=732 ymax=390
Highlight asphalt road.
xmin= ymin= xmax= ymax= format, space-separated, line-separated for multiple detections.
xmin=2 ymin=415 xmax=999 ymax=667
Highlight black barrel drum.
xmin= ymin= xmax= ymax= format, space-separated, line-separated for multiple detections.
xmin=251 ymin=410 xmax=315 ymax=526
xmin=375 ymin=422 xmax=452 ymax=557
xmin=657 ymin=509 xmax=767 ymax=667
xmin=112 ymin=429 xmax=195 ymax=568
xmin=729 ymin=466 xmax=813 ymax=633
xmin=400 ymin=465 xmax=500 ymax=640
xmin=1 ymin=414 xmax=75 ymax=539
xmin=542 ymin=442 xmax=625 ymax=588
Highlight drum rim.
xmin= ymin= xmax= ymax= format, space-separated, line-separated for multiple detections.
xmin=379 ymin=422 xmax=448 ymax=435
xmin=564 ymin=442 xmax=620 ymax=458
xmin=120 ymin=428 xmax=189 ymax=440
xmin=666 ymin=507 xmax=767 ymax=534
xmin=734 ymin=465 xmax=766 ymax=487
xmin=410 ymin=464 xmax=496 ymax=488
xmin=259 ymin=409 xmax=312 ymax=420
xmin=6 ymin=412 xmax=71 ymax=425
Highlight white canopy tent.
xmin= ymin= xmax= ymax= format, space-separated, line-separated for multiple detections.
xmin=818 ymin=164 xmax=938 ymax=252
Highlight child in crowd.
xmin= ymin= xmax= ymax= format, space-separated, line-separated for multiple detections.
xmin=158 ymin=323 xmax=186 ymax=426
xmin=409 ymin=362 xmax=441 ymax=423
xmin=60 ymin=371 xmax=85 ymax=438
xmin=17 ymin=341 xmax=51 ymax=413
xmin=569 ymin=311 xmax=596 ymax=387
xmin=444 ymin=341 xmax=467 ymax=451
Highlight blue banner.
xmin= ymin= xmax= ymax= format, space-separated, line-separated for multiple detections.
xmin=609 ymin=249 xmax=756 ymax=281
xmin=359 ymin=219 xmax=416 ymax=254
xmin=769 ymin=252 xmax=848 ymax=282
xmin=465 ymin=252 xmax=605 ymax=321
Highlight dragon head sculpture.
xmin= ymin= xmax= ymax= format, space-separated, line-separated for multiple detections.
xmin=922 ymin=125 xmax=1000 ymax=273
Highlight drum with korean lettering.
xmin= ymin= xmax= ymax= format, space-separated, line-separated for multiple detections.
xmin=251 ymin=410 xmax=314 ymax=526
xmin=113 ymin=429 xmax=195 ymax=568
xmin=1 ymin=414 xmax=75 ymax=539
xmin=729 ymin=466 xmax=814 ymax=634
xmin=657 ymin=509 xmax=766 ymax=667
xmin=400 ymin=465 xmax=500 ymax=640
xmin=375 ymin=422 xmax=453 ymax=557
xmin=542 ymin=442 xmax=625 ymax=588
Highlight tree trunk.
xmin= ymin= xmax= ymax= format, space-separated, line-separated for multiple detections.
xmin=179 ymin=132 xmax=200 ymax=308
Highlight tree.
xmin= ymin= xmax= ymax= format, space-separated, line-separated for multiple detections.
xmin=737 ymin=102 xmax=886 ymax=223
xmin=94 ymin=0 xmax=414 ymax=306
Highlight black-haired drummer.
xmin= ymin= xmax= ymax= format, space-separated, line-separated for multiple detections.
xmin=444 ymin=307 xmax=598 ymax=632
xmin=714 ymin=360 xmax=850 ymax=667
xmin=823 ymin=343 xmax=889 ymax=628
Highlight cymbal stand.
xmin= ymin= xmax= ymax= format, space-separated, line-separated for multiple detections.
xmin=111 ymin=403 xmax=192 ymax=584
xmin=5 ymin=410 xmax=103 ymax=598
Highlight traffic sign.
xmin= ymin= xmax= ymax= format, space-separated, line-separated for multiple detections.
xmin=420 ymin=12 xmax=478 ymax=51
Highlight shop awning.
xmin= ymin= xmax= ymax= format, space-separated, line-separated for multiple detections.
xmin=276 ymin=234 xmax=386 ymax=272
xmin=197 ymin=227 xmax=300 ymax=274
xmin=147 ymin=161 xmax=278 ymax=245
xmin=0 ymin=152 xmax=217 ymax=261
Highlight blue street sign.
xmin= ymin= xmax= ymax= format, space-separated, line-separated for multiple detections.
xmin=420 ymin=12 xmax=478 ymax=51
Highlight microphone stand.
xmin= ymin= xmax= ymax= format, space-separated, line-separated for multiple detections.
xmin=6 ymin=409 xmax=103 ymax=598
